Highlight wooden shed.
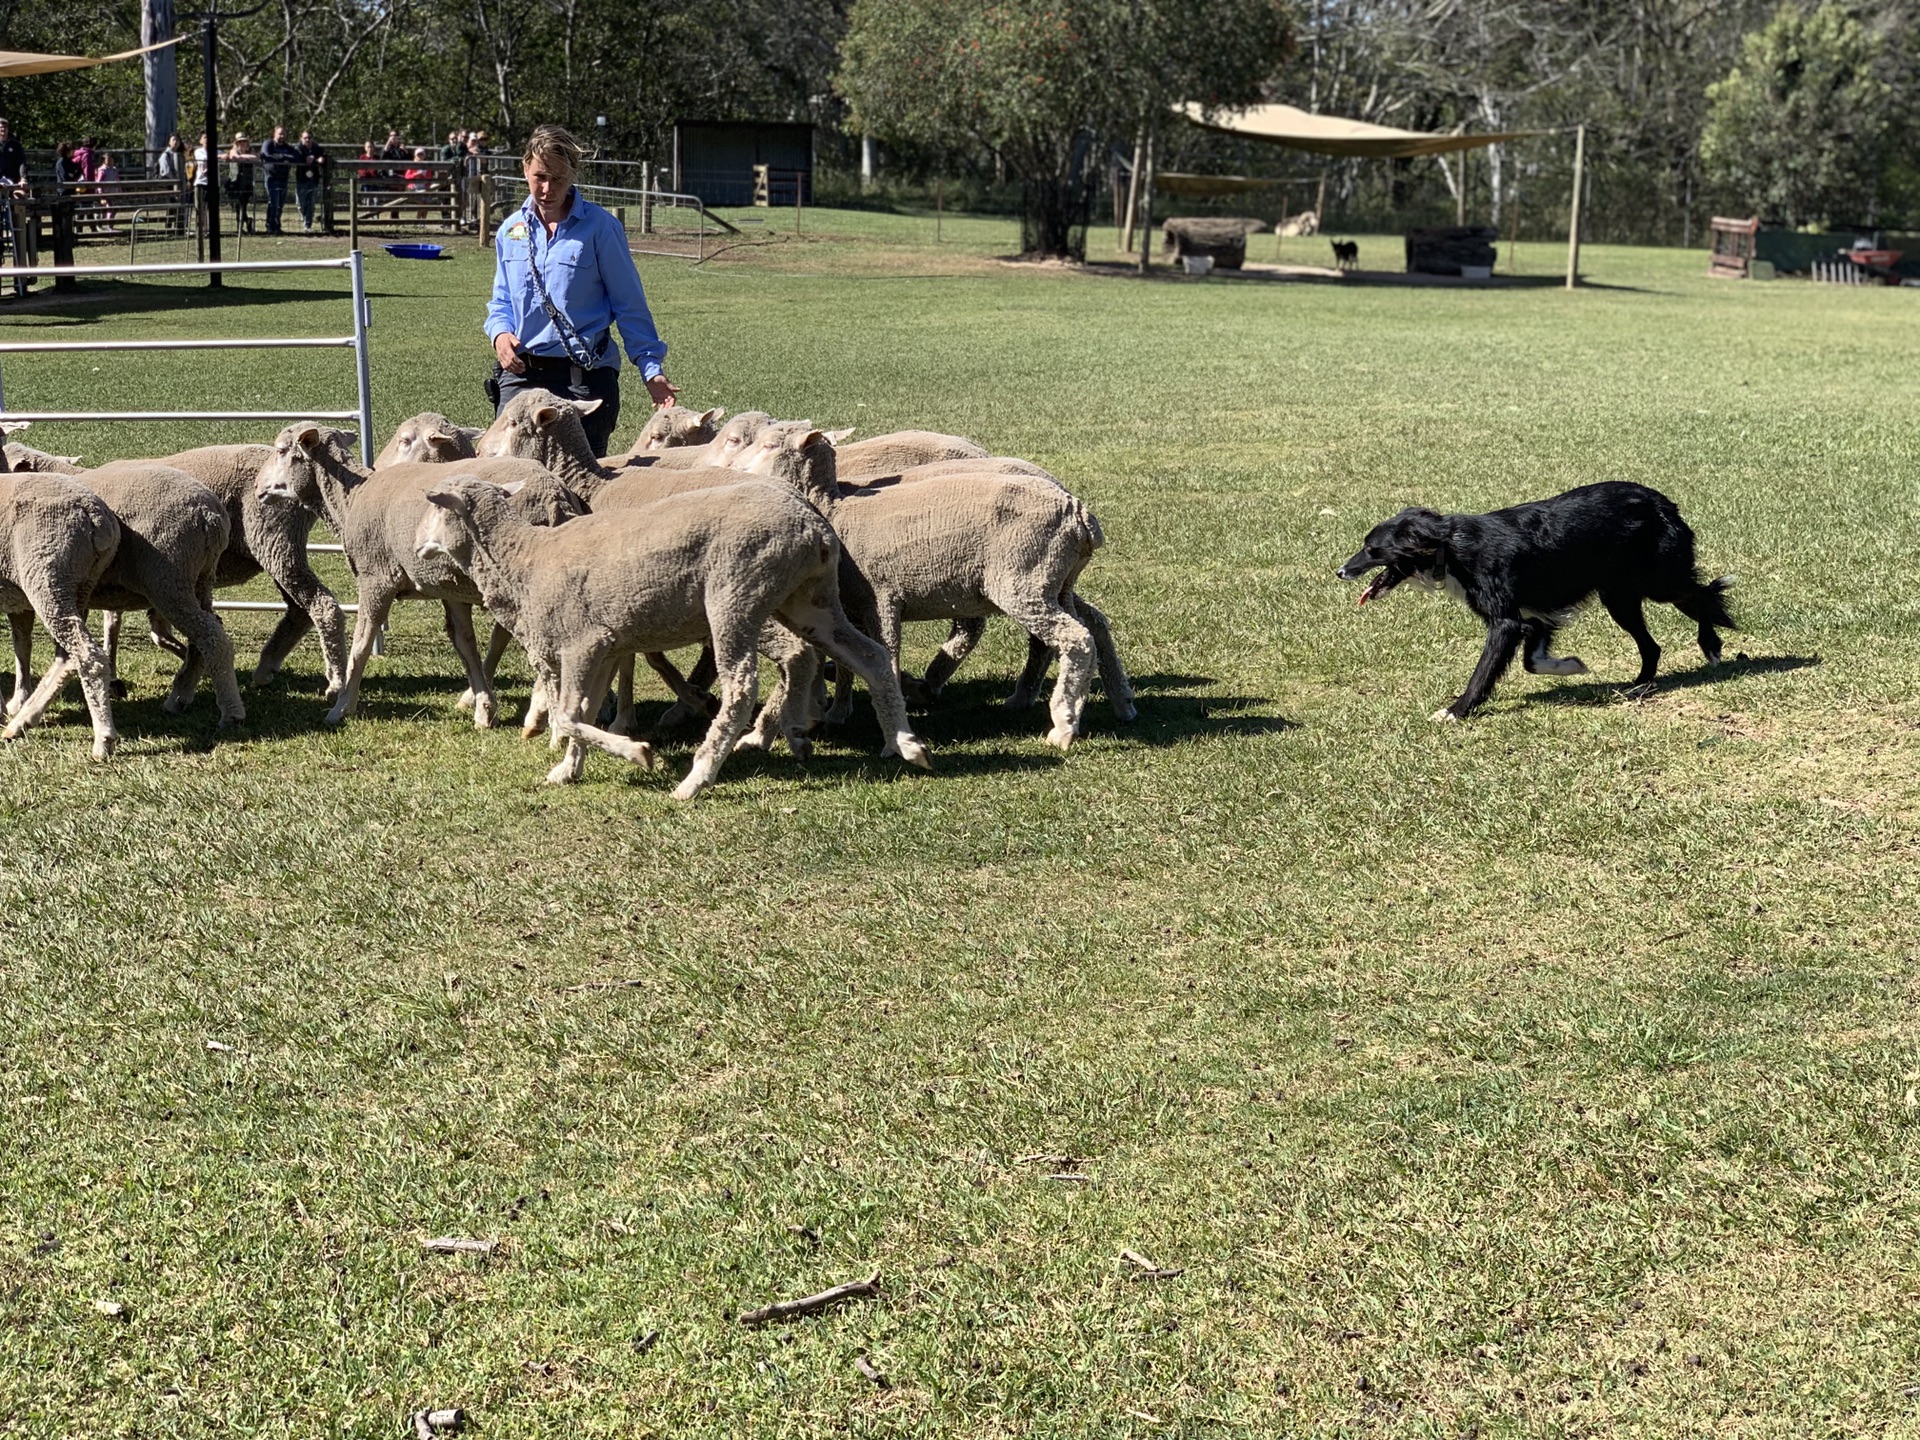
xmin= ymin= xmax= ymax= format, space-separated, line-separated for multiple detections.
xmin=671 ymin=120 xmax=814 ymax=208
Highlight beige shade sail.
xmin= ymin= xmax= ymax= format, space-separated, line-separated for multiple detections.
xmin=0 ymin=37 xmax=182 ymax=79
xmin=1175 ymin=102 xmax=1539 ymax=158
xmin=1153 ymin=172 xmax=1289 ymax=197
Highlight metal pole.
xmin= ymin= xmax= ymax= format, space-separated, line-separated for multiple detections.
xmin=349 ymin=247 xmax=374 ymax=467
xmin=1565 ymin=123 xmax=1586 ymax=290
xmin=1120 ymin=135 xmax=1143 ymax=255
xmin=1136 ymin=134 xmax=1154 ymax=274
xmin=203 ymin=14 xmax=222 ymax=287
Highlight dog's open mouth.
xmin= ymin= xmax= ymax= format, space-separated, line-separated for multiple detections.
xmin=1357 ymin=569 xmax=1405 ymax=606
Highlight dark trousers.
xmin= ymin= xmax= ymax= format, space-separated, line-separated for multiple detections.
xmin=495 ymin=360 xmax=622 ymax=457
xmin=266 ymin=176 xmax=289 ymax=233
xmin=296 ymin=179 xmax=318 ymax=229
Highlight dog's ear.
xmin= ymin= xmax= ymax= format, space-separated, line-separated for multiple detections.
xmin=1391 ymin=507 xmax=1449 ymax=556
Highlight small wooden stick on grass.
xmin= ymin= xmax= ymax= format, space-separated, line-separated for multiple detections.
xmin=421 ymin=1238 xmax=498 ymax=1256
xmin=738 ymin=1271 xmax=881 ymax=1326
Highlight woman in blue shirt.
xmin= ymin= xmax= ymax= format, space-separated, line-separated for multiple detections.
xmin=485 ymin=125 xmax=676 ymax=456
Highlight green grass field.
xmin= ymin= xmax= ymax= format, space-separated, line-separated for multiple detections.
xmin=3 ymin=212 xmax=1918 ymax=1438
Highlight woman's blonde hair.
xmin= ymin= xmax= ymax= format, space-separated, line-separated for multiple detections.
xmin=522 ymin=124 xmax=585 ymax=176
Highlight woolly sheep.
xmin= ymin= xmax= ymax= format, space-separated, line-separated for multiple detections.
xmin=821 ymin=428 xmax=989 ymax=481
xmin=413 ymin=473 xmax=932 ymax=798
xmin=744 ymin=423 xmax=1132 ymax=749
xmin=0 ymin=450 xmax=122 ymax=758
xmin=618 ymin=405 xmax=725 ymax=459
xmin=253 ymin=424 xmax=583 ymax=728
xmin=374 ymin=412 xmax=484 ymax=468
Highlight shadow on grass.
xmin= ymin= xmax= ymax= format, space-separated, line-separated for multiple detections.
xmin=1529 ymin=653 xmax=1820 ymax=709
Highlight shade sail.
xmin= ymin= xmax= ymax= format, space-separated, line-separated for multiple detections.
xmin=1175 ymin=102 xmax=1538 ymax=158
xmin=0 ymin=37 xmax=182 ymax=79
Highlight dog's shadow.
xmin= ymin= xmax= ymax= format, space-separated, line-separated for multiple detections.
xmin=1530 ymin=652 xmax=1819 ymax=708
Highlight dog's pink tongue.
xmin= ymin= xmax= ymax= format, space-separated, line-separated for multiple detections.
xmin=1357 ymin=581 xmax=1378 ymax=607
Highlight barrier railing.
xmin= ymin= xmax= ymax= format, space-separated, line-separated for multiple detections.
xmin=0 ymin=254 xmax=375 ymax=618
xmin=0 ymin=254 xmax=375 ymax=467
xmin=491 ymin=176 xmax=738 ymax=260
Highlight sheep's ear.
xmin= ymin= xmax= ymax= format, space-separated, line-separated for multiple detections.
xmin=426 ymin=431 xmax=463 ymax=458
xmin=329 ymin=430 xmax=358 ymax=456
xmin=571 ymin=397 xmax=604 ymax=416
xmin=0 ymin=419 xmax=30 ymax=436
xmin=823 ymin=427 xmax=856 ymax=445
xmin=700 ymin=407 xmax=724 ymax=426
xmin=531 ymin=404 xmax=562 ymax=428
xmin=58 ymin=454 xmax=82 ymax=466
xmin=498 ymin=479 xmax=527 ymax=496
xmin=423 ymin=483 xmax=470 ymax=512
xmin=796 ymin=429 xmax=827 ymax=450
xmin=290 ymin=424 xmax=323 ymax=451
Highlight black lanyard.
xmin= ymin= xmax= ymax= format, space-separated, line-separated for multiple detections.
xmin=522 ymin=203 xmax=604 ymax=368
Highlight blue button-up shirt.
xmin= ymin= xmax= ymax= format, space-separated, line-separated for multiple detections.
xmin=485 ymin=190 xmax=667 ymax=378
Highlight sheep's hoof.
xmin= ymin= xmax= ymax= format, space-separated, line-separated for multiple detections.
xmin=823 ymin=705 xmax=854 ymax=727
xmin=630 ymin=740 xmax=656 ymax=771
xmin=161 ymin=694 xmax=189 ymax=715
xmin=1430 ymin=707 xmax=1461 ymax=724
xmin=734 ymin=729 xmax=769 ymax=753
xmin=1003 ymin=691 xmax=1039 ymax=710
xmin=454 ymin=687 xmax=477 ymax=711
xmin=670 ymin=775 xmax=710 ymax=802
xmin=521 ymin=720 xmax=546 ymax=741
xmin=891 ymin=735 xmax=934 ymax=770
xmin=324 ymin=705 xmax=351 ymax=727
xmin=787 ymin=735 xmax=813 ymax=762
xmin=91 ymin=735 xmax=116 ymax=761
xmin=1110 ymin=697 xmax=1138 ymax=722
xmin=217 ymin=710 xmax=245 ymax=729
xmin=608 ymin=710 xmax=639 ymax=738
xmin=472 ymin=695 xmax=497 ymax=729
xmin=1044 ymin=724 xmax=1076 ymax=751
xmin=544 ymin=757 xmax=580 ymax=784
xmin=0 ymin=720 xmax=22 ymax=742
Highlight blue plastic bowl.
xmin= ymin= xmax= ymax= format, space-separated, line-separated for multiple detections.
xmin=381 ymin=243 xmax=446 ymax=260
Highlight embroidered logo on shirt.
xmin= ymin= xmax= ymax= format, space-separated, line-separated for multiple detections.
xmin=506 ymin=221 xmax=528 ymax=241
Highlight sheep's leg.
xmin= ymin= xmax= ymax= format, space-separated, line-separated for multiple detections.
xmin=544 ymin=653 xmax=593 ymax=784
xmin=6 ymin=597 xmax=116 ymax=759
xmin=327 ymin=576 xmax=400 ymax=726
xmin=100 ymin=609 xmax=128 ymax=699
xmin=655 ymin=643 xmax=718 ymax=729
xmin=156 ymin=572 xmax=245 ymax=726
xmin=442 ymin=602 xmax=495 ymax=728
xmin=920 ymin=618 xmax=985 ymax=698
xmin=739 ymin=622 xmax=813 ymax=758
xmin=674 ymin=615 xmax=761 ymax=802
xmin=547 ymin=652 xmax=656 ymax=776
xmin=828 ymin=595 xmax=900 ymax=726
xmin=147 ymin=611 xmax=188 ymax=660
xmin=610 ymin=654 xmax=638 ymax=736
xmin=775 ymin=585 xmax=931 ymax=771
xmin=459 ymin=622 xmax=516 ymax=712
xmin=1069 ymin=592 xmax=1135 ymax=721
xmin=6 ymin=610 xmax=35 ymax=717
xmin=993 ymin=584 xmax=1094 ymax=750
xmin=1003 ymin=632 xmax=1052 ymax=710
xmin=253 ymin=532 xmax=348 ymax=696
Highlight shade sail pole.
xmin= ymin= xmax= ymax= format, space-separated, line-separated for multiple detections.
xmin=1565 ymin=123 xmax=1585 ymax=290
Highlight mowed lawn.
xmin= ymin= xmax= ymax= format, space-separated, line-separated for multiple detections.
xmin=2 ymin=214 xmax=1918 ymax=1438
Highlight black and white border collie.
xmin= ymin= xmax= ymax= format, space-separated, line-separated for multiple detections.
xmin=1337 ymin=481 xmax=1735 ymax=721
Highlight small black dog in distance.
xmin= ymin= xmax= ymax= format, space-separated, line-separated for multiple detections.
xmin=1330 ymin=238 xmax=1359 ymax=270
xmin=1338 ymin=481 xmax=1735 ymax=721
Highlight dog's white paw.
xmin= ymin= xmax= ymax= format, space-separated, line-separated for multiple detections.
xmin=1429 ymin=707 xmax=1461 ymax=724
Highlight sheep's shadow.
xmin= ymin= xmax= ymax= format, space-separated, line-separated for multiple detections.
xmin=1528 ymin=653 xmax=1819 ymax=709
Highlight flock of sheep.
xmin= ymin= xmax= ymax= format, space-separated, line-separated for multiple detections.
xmin=0 ymin=398 xmax=1134 ymax=797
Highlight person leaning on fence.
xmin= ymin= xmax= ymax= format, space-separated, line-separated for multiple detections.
xmin=157 ymin=132 xmax=184 ymax=181
xmin=485 ymin=124 xmax=676 ymax=457
xmin=192 ymin=132 xmax=210 ymax=236
xmin=262 ymin=125 xmax=297 ymax=235
xmin=0 ymin=118 xmax=33 ymax=297
xmin=294 ymin=129 xmax=323 ymax=232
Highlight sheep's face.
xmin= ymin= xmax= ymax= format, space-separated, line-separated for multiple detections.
xmin=703 ymin=412 xmax=769 ymax=469
xmin=413 ymin=494 xmax=470 ymax=567
xmin=477 ymin=390 xmax=600 ymax=461
xmin=632 ymin=405 xmax=723 ymax=453
xmin=744 ymin=422 xmax=833 ymax=485
xmin=257 ymin=423 xmax=353 ymax=509
xmin=2 ymin=443 xmax=85 ymax=474
xmin=384 ymin=413 xmax=471 ymax=465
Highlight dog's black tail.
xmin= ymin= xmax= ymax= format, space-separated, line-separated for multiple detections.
xmin=1676 ymin=574 xmax=1737 ymax=632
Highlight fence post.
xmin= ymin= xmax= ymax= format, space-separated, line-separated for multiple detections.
xmin=349 ymin=247 xmax=375 ymax=468
xmin=479 ymin=175 xmax=493 ymax=246
xmin=323 ymin=158 xmax=335 ymax=237
xmin=641 ymin=163 xmax=653 ymax=234
xmin=348 ymin=171 xmax=358 ymax=252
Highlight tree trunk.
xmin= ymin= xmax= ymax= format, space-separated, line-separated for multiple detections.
xmin=143 ymin=0 xmax=177 ymax=158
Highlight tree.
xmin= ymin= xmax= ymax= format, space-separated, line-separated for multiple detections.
xmin=836 ymin=0 xmax=1290 ymax=259
xmin=1702 ymin=1 xmax=1893 ymax=228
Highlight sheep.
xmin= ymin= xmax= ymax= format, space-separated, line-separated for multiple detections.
xmin=744 ymin=423 xmax=1132 ymax=749
xmin=0 ymin=451 xmax=122 ymax=759
xmin=642 ymin=410 xmax=773 ymax=470
xmin=822 ymin=428 xmax=989 ymax=482
xmin=373 ymin=412 xmax=484 ymax=468
xmin=3 ymin=441 xmax=86 ymax=474
xmin=252 ymin=423 xmax=584 ymax=728
xmin=618 ymin=405 xmax=725 ymax=459
xmin=51 ymin=461 xmax=247 ymax=726
xmin=413 ymin=473 xmax=932 ymax=798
